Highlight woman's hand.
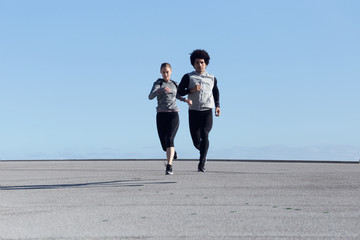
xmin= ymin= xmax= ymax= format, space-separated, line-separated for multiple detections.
xmin=159 ymin=87 xmax=171 ymax=94
xmin=164 ymin=87 xmax=171 ymax=93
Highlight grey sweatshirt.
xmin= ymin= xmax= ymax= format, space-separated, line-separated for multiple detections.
xmin=148 ymin=79 xmax=186 ymax=112
xmin=178 ymin=71 xmax=220 ymax=111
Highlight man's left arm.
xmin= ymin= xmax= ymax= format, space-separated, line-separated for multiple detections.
xmin=213 ymin=78 xmax=221 ymax=116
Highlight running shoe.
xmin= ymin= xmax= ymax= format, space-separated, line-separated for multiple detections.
xmin=174 ymin=151 xmax=178 ymax=160
xmin=165 ymin=164 xmax=173 ymax=175
xmin=198 ymin=161 xmax=206 ymax=172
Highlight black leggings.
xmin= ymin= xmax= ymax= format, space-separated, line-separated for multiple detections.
xmin=156 ymin=112 xmax=180 ymax=151
xmin=189 ymin=109 xmax=213 ymax=161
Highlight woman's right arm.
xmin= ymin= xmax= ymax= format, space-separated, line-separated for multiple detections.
xmin=148 ymin=81 xmax=163 ymax=100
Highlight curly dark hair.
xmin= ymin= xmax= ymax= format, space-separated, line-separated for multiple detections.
xmin=190 ymin=49 xmax=210 ymax=66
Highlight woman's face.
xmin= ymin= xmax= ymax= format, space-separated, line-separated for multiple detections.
xmin=161 ymin=66 xmax=172 ymax=81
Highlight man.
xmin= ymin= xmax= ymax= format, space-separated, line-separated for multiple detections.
xmin=178 ymin=49 xmax=221 ymax=172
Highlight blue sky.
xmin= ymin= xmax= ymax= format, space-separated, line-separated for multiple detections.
xmin=1 ymin=0 xmax=359 ymax=161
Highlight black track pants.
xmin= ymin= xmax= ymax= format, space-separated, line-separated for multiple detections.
xmin=188 ymin=109 xmax=213 ymax=161
xmin=156 ymin=112 xmax=180 ymax=151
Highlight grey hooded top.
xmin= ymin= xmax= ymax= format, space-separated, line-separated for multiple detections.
xmin=148 ymin=79 xmax=186 ymax=112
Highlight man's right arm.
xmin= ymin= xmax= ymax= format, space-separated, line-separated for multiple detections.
xmin=178 ymin=74 xmax=190 ymax=96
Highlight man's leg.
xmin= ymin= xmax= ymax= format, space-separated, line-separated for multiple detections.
xmin=198 ymin=110 xmax=213 ymax=171
xmin=189 ymin=110 xmax=201 ymax=151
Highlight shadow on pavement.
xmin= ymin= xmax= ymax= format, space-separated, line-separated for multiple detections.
xmin=0 ymin=179 xmax=177 ymax=190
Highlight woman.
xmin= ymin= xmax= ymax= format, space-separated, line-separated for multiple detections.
xmin=148 ymin=63 xmax=191 ymax=175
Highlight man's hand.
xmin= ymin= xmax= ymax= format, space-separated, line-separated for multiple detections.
xmin=215 ymin=107 xmax=221 ymax=117
xmin=190 ymin=84 xmax=201 ymax=93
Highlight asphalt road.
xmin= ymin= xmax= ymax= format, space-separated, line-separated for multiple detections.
xmin=1 ymin=160 xmax=359 ymax=239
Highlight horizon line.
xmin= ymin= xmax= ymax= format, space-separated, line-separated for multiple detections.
xmin=1 ymin=158 xmax=359 ymax=164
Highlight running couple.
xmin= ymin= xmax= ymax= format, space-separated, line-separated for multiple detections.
xmin=148 ymin=49 xmax=221 ymax=175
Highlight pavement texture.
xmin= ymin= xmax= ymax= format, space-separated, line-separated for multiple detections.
xmin=0 ymin=160 xmax=359 ymax=240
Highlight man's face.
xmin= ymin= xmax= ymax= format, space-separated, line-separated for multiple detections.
xmin=193 ymin=58 xmax=207 ymax=74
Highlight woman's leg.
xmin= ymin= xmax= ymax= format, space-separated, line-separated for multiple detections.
xmin=158 ymin=112 xmax=179 ymax=175
xmin=156 ymin=113 xmax=167 ymax=152
xmin=166 ymin=112 xmax=179 ymax=165
xmin=166 ymin=147 xmax=175 ymax=165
